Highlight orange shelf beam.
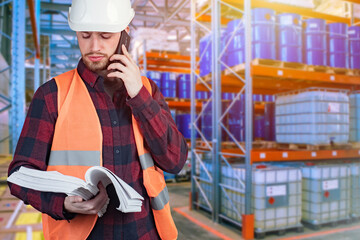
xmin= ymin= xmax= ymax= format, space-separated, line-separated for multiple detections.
xmin=139 ymin=60 xmax=191 ymax=68
xmin=341 ymin=0 xmax=360 ymax=4
xmin=252 ymin=66 xmax=360 ymax=86
xmin=144 ymin=67 xmax=192 ymax=74
xmin=196 ymin=65 xmax=360 ymax=94
xmin=223 ymin=0 xmax=352 ymax=25
xmin=141 ymin=52 xmax=197 ymax=62
xmin=219 ymin=148 xmax=360 ymax=163
xmin=167 ymin=101 xmax=202 ymax=111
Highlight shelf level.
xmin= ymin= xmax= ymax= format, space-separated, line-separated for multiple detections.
xmin=219 ymin=148 xmax=360 ymax=163
xmin=167 ymin=101 xmax=202 ymax=111
xmin=196 ymin=65 xmax=360 ymax=94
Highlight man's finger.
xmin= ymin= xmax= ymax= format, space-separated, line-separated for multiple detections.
xmin=70 ymin=196 xmax=83 ymax=203
xmin=122 ymin=44 xmax=136 ymax=64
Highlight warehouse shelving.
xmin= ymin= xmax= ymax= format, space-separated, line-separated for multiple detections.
xmin=190 ymin=0 xmax=360 ymax=239
xmin=196 ymin=0 xmax=360 ymax=24
xmin=196 ymin=63 xmax=360 ymax=94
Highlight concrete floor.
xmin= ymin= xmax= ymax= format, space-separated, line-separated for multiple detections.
xmin=168 ymin=181 xmax=360 ymax=240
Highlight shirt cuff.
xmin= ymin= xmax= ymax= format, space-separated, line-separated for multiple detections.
xmin=126 ymin=85 xmax=154 ymax=114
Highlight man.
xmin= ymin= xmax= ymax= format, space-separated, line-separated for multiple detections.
xmin=7 ymin=0 xmax=188 ymax=239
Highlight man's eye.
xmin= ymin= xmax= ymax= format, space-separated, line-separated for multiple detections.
xmin=101 ymin=34 xmax=111 ymax=39
xmin=82 ymin=35 xmax=90 ymax=39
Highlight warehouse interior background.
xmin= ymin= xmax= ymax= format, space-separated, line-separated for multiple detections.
xmin=1 ymin=0 xmax=360 ymax=239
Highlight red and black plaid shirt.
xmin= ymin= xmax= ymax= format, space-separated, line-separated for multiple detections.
xmin=8 ymin=60 xmax=188 ymax=239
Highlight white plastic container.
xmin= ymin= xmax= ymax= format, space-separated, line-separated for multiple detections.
xmin=349 ymin=163 xmax=360 ymax=218
xmin=276 ymin=88 xmax=349 ymax=144
xmin=301 ymin=163 xmax=350 ymax=225
xmin=349 ymin=93 xmax=360 ymax=142
xmin=220 ymin=164 xmax=302 ymax=234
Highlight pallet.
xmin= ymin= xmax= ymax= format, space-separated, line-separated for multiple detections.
xmin=164 ymin=97 xmax=179 ymax=102
xmin=275 ymin=142 xmax=353 ymax=151
xmin=150 ymin=50 xmax=180 ymax=55
xmin=326 ymin=67 xmax=349 ymax=75
xmin=179 ymin=98 xmax=191 ymax=102
xmin=282 ymin=61 xmax=307 ymax=70
xmin=348 ymin=69 xmax=360 ymax=76
xmin=255 ymin=225 xmax=304 ymax=239
xmin=224 ymin=59 xmax=306 ymax=76
xmin=302 ymin=218 xmax=352 ymax=231
xmin=306 ymin=65 xmax=329 ymax=72
xmin=350 ymin=142 xmax=360 ymax=149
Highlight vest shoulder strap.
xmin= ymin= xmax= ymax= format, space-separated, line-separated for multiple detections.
xmin=54 ymin=69 xmax=76 ymax=112
xmin=141 ymin=76 xmax=152 ymax=96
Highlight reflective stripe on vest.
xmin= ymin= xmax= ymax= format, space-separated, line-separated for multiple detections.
xmin=49 ymin=150 xmax=101 ymax=166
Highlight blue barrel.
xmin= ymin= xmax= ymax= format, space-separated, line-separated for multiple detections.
xmin=196 ymin=91 xmax=208 ymax=100
xmin=304 ymin=18 xmax=327 ymax=66
xmin=222 ymin=92 xmax=235 ymax=100
xmin=199 ymin=34 xmax=212 ymax=77
xmin=277 ymin=13 xmax=302 ymax=63
xmin=264 ymin=103 xmax=276 ymax=141
xmin=253 ymin=94 xmax=263 ymax=102
xmin=161 ymin=72 xmax=176 ymax=98
xmin=146 ymin=71 xmax=161 ymax=90
xmin=226 ymin=8 xmax=276 ymax=67
xmin=252 ymin=8 xmax=276 ymax=60
xmin=176 ymin=114 xmax=191 ymax=139
xmin=327 ymin=23 xmax=348 ymax=68
xmin=226 ymin=19 xmax=245 ymax=67
xmin=349 ymin=26 xmax=360 ymax=69
xmin=201 ymin=101 xmax=229 ymax=141
xmin=254 ymin=115 xmax=265 ymax=139
xmin=199 ymin=31 xmax=228 ymax=76
xmin=177 ymin=74 xmax=190 ymax=99
xmin=263 ymin=94 xmax=275 ymax=102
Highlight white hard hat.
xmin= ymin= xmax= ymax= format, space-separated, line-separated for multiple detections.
xmin=68 ymin=0 xmax=135 ymax=32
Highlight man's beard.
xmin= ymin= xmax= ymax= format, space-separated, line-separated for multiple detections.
xmin=82 ymin=53 xmax=111 ymax=73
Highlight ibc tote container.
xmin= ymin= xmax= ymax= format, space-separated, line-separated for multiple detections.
xmin=201 ymin=163 xmax=302 ymax=235
xmin=349 ymin=92 xmax=360 ymax=142
xmin=301 ymin=163 xmax=350 ymax=227
xmin=275 ymin=88 xmax=349 ymax=145
xmin=198 ymin=155 xmax=213 ymax=211
xmin=349 ymin=163 xmax=360 ymax=218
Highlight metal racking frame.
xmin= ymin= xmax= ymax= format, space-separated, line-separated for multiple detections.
xmin=190 ymin=0 xmax=254 ymax=237
xmin=191 ymin=0 xmax=360 ymax=239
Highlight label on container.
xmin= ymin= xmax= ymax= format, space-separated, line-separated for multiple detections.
xmin=348 ymin=30 xmax=356 ymax=36
xmin=322 ymin=179 xmax=339 ymax=190
xmin=309 ymin=23 xmax=318 ymax=29
xmin=281 ymin=16 xmax=293 ymax=25
xmin=328 ymin=103 xmax=340 ymax=113
xmin=266 ymin=185 xmax=287 ymax=197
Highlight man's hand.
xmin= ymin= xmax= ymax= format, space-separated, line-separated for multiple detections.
xmin=64 ymin=182 xmax=109 ymax=215
xmin=107 ymin=45 xmax=143 ymax=98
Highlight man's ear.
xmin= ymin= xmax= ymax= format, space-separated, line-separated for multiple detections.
xmin=125 ymin=26 xmax=130 ymax=34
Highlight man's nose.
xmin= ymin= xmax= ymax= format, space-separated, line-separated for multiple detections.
xmin=90 ymin=37 xmax=101 ymax=52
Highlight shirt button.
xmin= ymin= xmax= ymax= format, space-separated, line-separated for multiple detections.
xmin=113 ymin=121 xmax=117 ymax=125
xmin=115 ymin=150 xmax=120 ymax=154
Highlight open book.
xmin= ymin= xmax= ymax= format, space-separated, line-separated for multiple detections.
xmin=7 ymin=166 xmax=144 ymax=217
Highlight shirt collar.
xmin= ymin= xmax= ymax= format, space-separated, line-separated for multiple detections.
xmin=76 ymin=58 xmax=101 ymax=88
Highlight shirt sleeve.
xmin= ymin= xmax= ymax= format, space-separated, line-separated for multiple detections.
xmin=7 ymin=80 xmax=74 ymax=220
xmin=126 ymin=78 xmax=188 ymax=174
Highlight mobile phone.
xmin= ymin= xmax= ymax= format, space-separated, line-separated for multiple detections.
xmin=115 ymin=30 xmax=131 ymax=55
xmin=111 ymin=30 xmax=131 ymax=79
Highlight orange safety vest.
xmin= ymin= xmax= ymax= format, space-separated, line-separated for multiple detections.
xmin=42 ymin=69 xmax=177 ymax=240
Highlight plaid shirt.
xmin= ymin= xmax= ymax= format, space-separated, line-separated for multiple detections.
xmin=8 ymin=60 xmax=188 ymax=239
